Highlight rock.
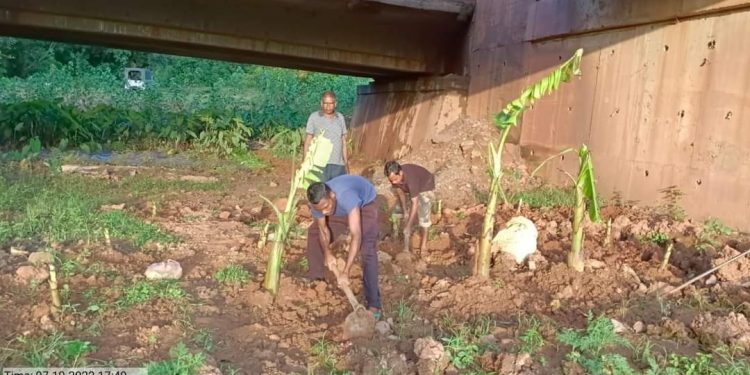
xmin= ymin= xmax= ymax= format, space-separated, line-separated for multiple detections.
xmin=269 ymin=181 xmax=278 ymax=187
xmin=527 ymin=252 xmax=548 ymax=271
xmin=715 ymin=246 xmax=750 ymax=283
xmin=268 ymin=334 xmax=280 ymax=341
xmin=180 ymin=175 xmax=219 ymax=183
xmin=555 ymin=286 xmax=574 ymax=300
xmin=378 ymin=251 xmax=393 ymax=263
xmin=706 ymin=275 xmax=718 ymax=286
xmin=10 ymin=246 xmax=29 ymax=256
xmin=500 ymin=354 xmax=516 ymax=374
xmin=144 ymin=260 xmax=182 ymax=280
xmin=479 ymin=334 xmax=497 ymax=346
xmin=100 ymin=203 xmax=126 ymax=211
xmin=39 ymin=314 xmax=56 ymax=332
xmin=516 ymin=352 xmax=531 ymax=368
xmin=26 ymin=251 xmax=54 ymax=266
xmin=585 ymin=259 xmax=607 ymax=270
xmin=490 ymin=216 xmax=538 ymax=264
xmin=16 ymin=266 xmax=49 ymax=284
xmin=414 ymin=337 xmax=449 ymax=375
xmin=691 ymin=312 xmax=750 ymax=351
xmin=633 ymin=321 xmax=645 ymax=333
xmin=621 ymin=264 xmax=641 ymax=284
xmin=375 ymin=321 xmax=391 ymax=335
xmin=219 ymin=211 xmax=231 ymax=220
xmin=611 ymin=319 xmax=630 ymax=333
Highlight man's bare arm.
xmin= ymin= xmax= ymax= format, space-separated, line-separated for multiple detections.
xmin=303 ymin=133 xmax=314 ymax=157
xmin=344 ymin=207 xmax=362 ymax=275
xmin=316 ymin=217 xmax=334 ymax=267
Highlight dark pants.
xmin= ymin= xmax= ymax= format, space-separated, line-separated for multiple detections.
xmin=306 ymin=202 xmax=381 ymax=309
xmin=320 ymin=164 xmax=346 ymax=182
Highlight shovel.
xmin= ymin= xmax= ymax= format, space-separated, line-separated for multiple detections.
xmin=325 ymin=259 xmax=376 ymax=340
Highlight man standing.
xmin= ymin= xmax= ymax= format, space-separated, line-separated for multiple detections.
xmin=385 ymin=161 xmax=435 ymax=254
xmin=306 ymin=175 xmax=382 ymax=319
xmin=304 ymin=91 xmax=349 ymax=181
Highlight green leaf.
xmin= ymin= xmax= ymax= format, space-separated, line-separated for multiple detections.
xmin=577 ymin=144 xmax=600 ymax=222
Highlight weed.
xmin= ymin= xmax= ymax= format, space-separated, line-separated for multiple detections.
xmin=0 ymin=172 xmax=175 ymax=247
xmin=640 ymin=345 xmax=750 ymax=375
xmin=428 ymin=227 xmax=440 ymax=241
xmin=116 ymin=280 xmax=186 ymax=308
xmin=394 ymin=299 xmax=415 ymax=322
xmin=646 ymin=232 xmax=670 ymax=246
xmin=269 ymin=127 xmax=304 ymax=159
xmin=456 ymin=211 xmax=467 ymax=220
xmin=310 ymin=335 xmax=349 ymax=374
xmin=214 ymin=264 xmax=250 ymax=285
xmin=441 ymin=328 xmax=480 ymax=369
xmin=298 ymin=258 xmax=309 ymax=272
xmin=5 ymin=333 xmax=94 ymax=367
xmin=557 ymin=313 xmax=636 ymax=375
xmin=230 ymin=150 xmax=269 ymax=171
xmin=697 ymin=217 xmax=733 ymax=251
xmin=657 ymin=186 xmax=686 ymax=220
xmin=510 ymin=186 xmax=576 ymax=208
xmin=146 ymin=342 xmax=205 ymax=375
xmin=471 ymin=186 xmax=489 ymax=205
xmin=192 ymin=329 xmax=215 ymax=352
xmin=519 ymin=316 xmax=545 ymax=354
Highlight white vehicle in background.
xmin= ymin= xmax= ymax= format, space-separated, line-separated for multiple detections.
xmin=124 ymin=67 xmax=153 ymax=90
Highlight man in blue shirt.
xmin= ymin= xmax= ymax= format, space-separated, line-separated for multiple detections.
xmin=306 ymin=175 xmax=382 ymax=319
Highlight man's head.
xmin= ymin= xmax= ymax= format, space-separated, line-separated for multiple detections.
xmin=320 ymin=91 xmax=337 ymax=115
xmin=384 ymin=161 xmax=404 ymax=185
xmin=307 ymin=182 xmax=337 ymax=216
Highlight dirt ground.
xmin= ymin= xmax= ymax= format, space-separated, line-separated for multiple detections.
xmin=2 ymin=120 xmax=750 ymax=374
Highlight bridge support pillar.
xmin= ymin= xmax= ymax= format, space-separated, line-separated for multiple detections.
xmin=350 ymin=76 xmax=467 ymax=160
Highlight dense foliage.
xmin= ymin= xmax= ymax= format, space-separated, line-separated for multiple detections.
xmin=0 ymin=37 xmax=370 ymax=155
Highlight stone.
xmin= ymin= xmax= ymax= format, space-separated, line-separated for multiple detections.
xmin=16 ymin=266 xmax=49 ymax=284
xmin=144 ymin=259 xmax=182 ymax=280
xmin=414 ymin=337 xmax=449 ymax=375
xmin=633 ymin=321 xmax=645 ymax=333
xmin=219 ymin=211 xmax=231 ymax=220
xmin=28 ymin=252 xmax=54 ymax=265
xmin=100 ymin=203 xmax=126 ymax=211
xmin=180 ymin=175 xmax=218 ymax=183
xmin=706 ymin=275 xmax=718 ymax=286
xmin=585 ymin=259 xmax=607 ymax=269
xmin=375 ymin=321 xmax=391 ymax=335
xmin=611 ymin=319 xmax=630 ymax=333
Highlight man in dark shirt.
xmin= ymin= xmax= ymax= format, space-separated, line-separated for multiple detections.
xmin=306 ymin=175 xmax=382 ymax=319
xmin=384 ymin=161 xmax=436 ymax=253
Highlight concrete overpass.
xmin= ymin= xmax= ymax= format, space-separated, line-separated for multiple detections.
xmin=0 ymin=0 xmax=473 ymax=78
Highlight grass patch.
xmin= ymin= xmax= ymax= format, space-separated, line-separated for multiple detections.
xmin=310 ymin=335 xmax=350 ymax=375
xmin=519 ymin=316 xmax=545 ymax=354
xmin=213 ymin=264 xmax=250 ymax=285
xmin=510 ymin=186 xmax=576 ymax=208
xmin=192 ymin=329 xmax=215 ymax=353
xmin=645 ymin=231 xmax=670 ymax=246
xmin=557 ymin=313 xmax=635 ymax=375
xmin=0 ymin=171 xmax=176 ymax=247
xmin=116 ymin=280 xmax=186 ymax=308
xmin=146 ymin=342 xmax=205 ymax=375
xmin=1 ymin=333 xmax=94 ymax=367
